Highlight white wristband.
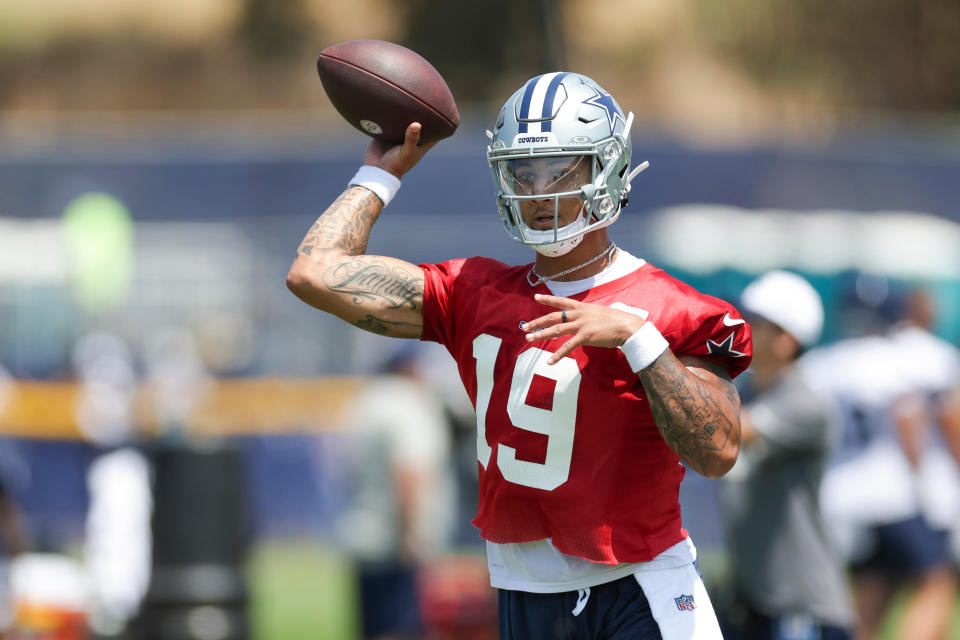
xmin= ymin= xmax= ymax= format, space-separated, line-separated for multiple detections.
xmin=348 ymin=165 xmax=401 ymax=207
xmin=619 ymin=322 xmax=669 ymax=372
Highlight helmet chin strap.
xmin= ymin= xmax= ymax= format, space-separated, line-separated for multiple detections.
xmin=522 ymin=202 xmax=590 ymax=256
xmin=531 ymin=235 xmax=583 ymax=257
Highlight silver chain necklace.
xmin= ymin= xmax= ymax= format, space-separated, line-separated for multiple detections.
xmin=526 ymin=242 xmax=618 ymax=287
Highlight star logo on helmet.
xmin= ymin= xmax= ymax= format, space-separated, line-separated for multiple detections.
xmin=582 ymin=85 xmax=625 ymax=132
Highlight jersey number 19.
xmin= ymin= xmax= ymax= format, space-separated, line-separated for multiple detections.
xmin=473 ymin=333 xmax=581 ymax=491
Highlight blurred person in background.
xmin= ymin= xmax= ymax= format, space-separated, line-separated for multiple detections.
xmin=0 ymin=472 xmax=25 ymax=640
xmin=943 ymin=383 xmax=960 ymax=526
xmin=802 ymin=276 xmax=958 ymax=640
xmin=141 ymin=326 xmax=212 ymax=438
xmin=73 ymin=332 xmax=153 ymax=639
xmin=336 ymin=342 xmax=456 ymax=640
xmin=887 ymin=289 xmax=960 ymax=549
xmin=288 ymin=72 xmax=752 ymax=639
xmin=884 ymin=289 xmax=960 ymax=639
xmin=0 ymin=363 xmax=27 ymax=639
xmin=393 ymin=341 xmax=484 ymax=552
xmin=717 ymin=271 xmax=854 ymax=640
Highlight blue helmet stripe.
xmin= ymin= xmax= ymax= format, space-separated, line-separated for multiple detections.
xmin=516 ymin=74 xmax=543 ymax=134
xmin=539 ymin=72 xmax=568 ymax=132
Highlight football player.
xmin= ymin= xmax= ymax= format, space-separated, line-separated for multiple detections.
xmin=717 ymin=271 xmax=855 ymax=640
xmin=804 ymin=285 xmax=960 ymax=640
xmin=288 ymin=72 xmax=752 ymax=639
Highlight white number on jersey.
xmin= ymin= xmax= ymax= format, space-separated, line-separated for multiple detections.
xmin=472 ymin=333 xmax=581 ymax=491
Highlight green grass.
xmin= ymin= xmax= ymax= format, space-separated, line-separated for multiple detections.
xmin=697 ymin=549 xmax=960 ymax=640
xmin=247 ymin=542 xmax=960 ymax=640
xmin=877 ymin=589 xmax=960 ymax=640
xmin=247 ymin=540 xmax=358 ymax=640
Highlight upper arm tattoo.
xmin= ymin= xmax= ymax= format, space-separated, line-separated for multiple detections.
xmin=298 ymin=187 xmax=382 ymax=257
xmin=322 ymin=259 xmax=423 ymax=310
xmin=638 ymin=353 xmax=740 ymax=474
xmin=292 ymin=186 xmax=425 ymax=338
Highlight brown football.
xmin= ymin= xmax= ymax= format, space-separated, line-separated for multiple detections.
xmin=316 ymin=40 xmax=460 ymax=145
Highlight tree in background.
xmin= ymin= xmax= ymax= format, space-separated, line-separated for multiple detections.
xmin=401 ymin=0 xmax=566 ymax=103
xmin=238 ymin=0 xmax=309 ymax=62
xmin=694 ymin=0 xmax=960 ymax=111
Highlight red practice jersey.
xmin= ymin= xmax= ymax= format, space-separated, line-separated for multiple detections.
xmin=420 ymin=257 xmax=752 ymax=564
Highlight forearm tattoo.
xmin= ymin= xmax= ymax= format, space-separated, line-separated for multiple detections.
xmin=356 ymin=314 xmax=423 ymax=335
xmin=638 ymin=352 xmax=738 ymax=475
xmin=298 ymin=187 xmax=381 ymax=257
xmin=322 ymin=259 xmax=423 ymax=310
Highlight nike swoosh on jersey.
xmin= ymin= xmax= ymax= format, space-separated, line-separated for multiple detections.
xmin=722 ymin=313 xmax=745 ymax=327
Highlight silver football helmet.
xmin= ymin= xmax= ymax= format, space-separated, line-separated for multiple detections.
xmin=486 ymin=72 xmax=649 ymax=256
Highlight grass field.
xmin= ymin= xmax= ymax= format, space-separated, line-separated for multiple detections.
xmin=247 ymin=541 xmax=358 ymax=640
xmin=246 ymin=541 xmax=960 ymax=640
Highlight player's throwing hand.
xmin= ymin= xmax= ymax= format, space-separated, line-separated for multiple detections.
xmin=364 ymin=122 xmax=438 ymax=180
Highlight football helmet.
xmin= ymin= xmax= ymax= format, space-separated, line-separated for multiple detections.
xmin=487 ymin=72 xmax=648 ymax=256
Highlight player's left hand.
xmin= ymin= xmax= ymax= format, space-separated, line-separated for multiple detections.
xmin=522 ymin=293 xmax=646 ymax=365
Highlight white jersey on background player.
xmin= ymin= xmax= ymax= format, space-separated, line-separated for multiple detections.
xmin=802 ymin=319 xmax=960 ymax=548
xmin=802 ymin=334 xmax=918 ymax=541
xmin=889 ymin=322 xmax=960 ymax=535
xmin=800 ymin=290 xmax=960 ymax=640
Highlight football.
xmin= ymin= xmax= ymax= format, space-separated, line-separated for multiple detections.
xmin=316 ymin=40 xmax=460 ymax=145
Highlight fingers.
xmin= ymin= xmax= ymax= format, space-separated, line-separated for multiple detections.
xmin=522 ymin=294 xmax=580 ymax=333
xmin=521 ymin=295 xmax=597 ymax=364
xmin=547 ymin=336 xmax=582 ymax=364
xmin=521 ymin=295 xmax=581 ymax=357
xmin=403 ymin=122 xmax=440 ymax=152
xmin=372 ymin=122 xmax=437 ymax=179
xmin=521 ymin=320 xmax=582 ymax=364
xmin=521 ymin=297 xmax=630 ymax=364
xmin=367 ymin=123 xmax=420 ymax=163
xmin=521 ymin=311 xmax=571 ymax=337
xmin=403 ymin=122 xmax=422 ymax=148
xmin=533 ymin=293 xmax=577 ymax=310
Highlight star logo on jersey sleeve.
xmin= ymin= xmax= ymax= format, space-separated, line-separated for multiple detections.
xmin=706 ymin=332 xmax=747 ymax=358
xmin=582 ymin=85 xmax=625 ymax=132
